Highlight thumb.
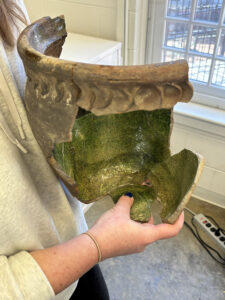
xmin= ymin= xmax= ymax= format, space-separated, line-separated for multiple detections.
xmin=150 ymin=211 xmax=184 ymax=241
xmin=115 ymin=193 xmax=134 ymax=215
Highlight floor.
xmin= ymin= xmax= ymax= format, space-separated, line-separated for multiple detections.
xmin=85 ymin=197 xmax=225 ymax=300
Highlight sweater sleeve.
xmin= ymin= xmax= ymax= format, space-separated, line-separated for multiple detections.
xmin=0 ymin=251 xmax=55 ymax=300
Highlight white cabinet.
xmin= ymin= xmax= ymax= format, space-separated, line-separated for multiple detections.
xmin=60 ymin=32 xmax=122 ymax=65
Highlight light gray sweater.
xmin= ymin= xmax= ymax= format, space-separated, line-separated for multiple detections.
xmin=0 ymin=1 xmax=87 ymax=299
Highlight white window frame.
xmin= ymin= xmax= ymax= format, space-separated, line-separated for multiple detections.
xmin=146 ymin=0 xmax=225 ymax=110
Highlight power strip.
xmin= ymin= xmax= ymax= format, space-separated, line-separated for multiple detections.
xmin=193 ymin=213 xmax=225 ymax=255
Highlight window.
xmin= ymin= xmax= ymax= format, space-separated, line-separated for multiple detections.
xmin=147 ymin=0 xmax=225 ymax=109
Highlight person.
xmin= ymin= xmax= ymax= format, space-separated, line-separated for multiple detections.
xmin=0 ymin=0 xmax=184 ymax=299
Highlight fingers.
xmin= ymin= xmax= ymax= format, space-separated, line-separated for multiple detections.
xmin=149 ymin=211 xmax=184 ymax=241
xmin=115 ymin=194 xmax=134 ymax=215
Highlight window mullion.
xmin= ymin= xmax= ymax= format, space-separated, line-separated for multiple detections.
xmin=186 ymin=0 xmax=197 ymax=59
xmin=208 ymin=0 xmax=225 ymax=86
xmin=162 ymin=45 xmax=225 ymax=60
xmin=162 ymin=0 xmax=169 ymax=61
xmin=166 ymin=16 xmax=219 ymax=28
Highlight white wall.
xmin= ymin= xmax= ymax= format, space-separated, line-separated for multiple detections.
xmin=171 ymin=109 xmax=225 ymax=208
xmin=24 ymin=0 xmax=118 ymax=40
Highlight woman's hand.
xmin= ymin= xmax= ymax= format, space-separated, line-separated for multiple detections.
xmin=89 ymin=195 xmax=184 ymax=260
xmin=30 ymin=194 xmax=184 ymax=294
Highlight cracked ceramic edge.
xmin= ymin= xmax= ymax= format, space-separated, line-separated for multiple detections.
xmin=17 ymin=16 xmax=193 ymax=160
xmin=17 ymin=16 xmax=199 ymax=207
xmin=165 ymin=153 xmax=205 ymax=224
xmin=47 ymin=156 xmax=79 ymax=197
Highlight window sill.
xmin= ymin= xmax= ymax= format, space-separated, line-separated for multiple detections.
xmin=173 ymin=102 xmax=225 ymax=139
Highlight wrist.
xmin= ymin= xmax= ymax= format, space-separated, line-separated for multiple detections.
xmin=79 ymin=232 xmax=100 ymax=264
xmin=83 ymin=232 xmax=102 ymax=263
xmin=89 ymin=227 xmax=117 ymax=260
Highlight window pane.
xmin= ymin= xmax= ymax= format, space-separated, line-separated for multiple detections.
xmin=217 ymin=30 xmax=225 ymax=57
xmin=188 ymin=55 xmax=212 ymax=83
xmin=162 ymin=50 xmax=185 ymax=62
xmin=164 ymin=21 xmax=189 ymax=49
xmin=190 ymin=25 xmax=217 ymax=55
xmin=167 ymin=0 xmax=192 ymax=19
xmin=194 ymin=0 xmax=223 ymax=23
xmin=212 ymin=60 xmax=225 ymax=87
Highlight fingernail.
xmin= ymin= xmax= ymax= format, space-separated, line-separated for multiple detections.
xmin=124 ymin=192 xmax=133 ymax=198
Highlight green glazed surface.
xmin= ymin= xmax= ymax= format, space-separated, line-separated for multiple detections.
xmin=148 ymin=149 xmax=198 ymax=221
xmin=53 ymin=109 xmax=198 ymax=222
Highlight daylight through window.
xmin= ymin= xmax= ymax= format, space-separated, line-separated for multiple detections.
xmin=162 ymin=0 xmax=225 ymax=90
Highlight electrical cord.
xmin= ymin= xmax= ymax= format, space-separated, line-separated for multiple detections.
xmin=183 ymin=207 xmax=195 ymax=216
xmin=191 ymin=219 xmax=225 ymax=263
xmin=184 ymin=220 xmax=225 ymax=266
xmin=184 ymin=208 xmax=225 ymax=266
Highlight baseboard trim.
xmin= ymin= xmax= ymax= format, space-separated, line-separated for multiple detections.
xmin=193 ymin=186 xmax=225 ymax=209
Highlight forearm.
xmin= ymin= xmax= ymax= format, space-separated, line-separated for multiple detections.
xmin=30 ymin=195 xmax=184 ymax=296
xmin=30 ymin=233 xmax=98 ymax=295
